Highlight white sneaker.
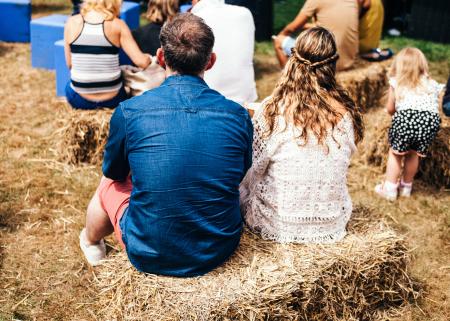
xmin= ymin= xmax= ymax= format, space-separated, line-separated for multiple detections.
xmin=399 ymin=183 xmax=412 ymax=197
xmin=79 ymin=228 xmax=106 ymax=266
xmin=375 ymin=183 xmax=398 ymax=201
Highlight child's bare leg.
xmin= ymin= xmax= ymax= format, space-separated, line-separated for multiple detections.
xmin=385 ymin=149 xmax=403 ymax=184
xmin=402 ymin=152 xmax=420 ymax=183
xmin=85 ymin=191 xmax=114 ymax=245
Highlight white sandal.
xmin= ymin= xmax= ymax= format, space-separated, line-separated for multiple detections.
xmin=374 ymin=182 xmax=398 ymax=201
xmin=79 ymin=228 xmax=106 ymax=266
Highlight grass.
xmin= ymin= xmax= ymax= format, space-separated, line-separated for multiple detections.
xmin=274 ymin=0 xmax=305 ymax=33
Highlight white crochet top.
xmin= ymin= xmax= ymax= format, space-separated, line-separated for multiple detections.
xmin=240 ymin=105 xmax=357 ymax=243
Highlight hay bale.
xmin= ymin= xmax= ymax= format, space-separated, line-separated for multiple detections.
xmin=94 ymin=206 xmax=420 ymax=321
xmin=420 ymin=126 xmax=450 ymax=188
xmin=56 ymin=109 xmax=113 ymax=165
xmin=365 ymin=113 xmax=450 ymax=188
xmin=337 ymin=59 xmax=391 ymax=110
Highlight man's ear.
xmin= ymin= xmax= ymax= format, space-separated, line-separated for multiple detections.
xmin=205 ymin=52 xmax=216 ymax=72
xmin=156 ymin=48 xmax=166 ymax=68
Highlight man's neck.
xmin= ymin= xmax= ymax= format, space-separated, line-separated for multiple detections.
xmin=165 ymin=68 xmax=204 ymax=79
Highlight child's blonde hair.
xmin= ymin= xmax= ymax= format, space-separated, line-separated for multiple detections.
xmin=81 ymin=0 xmax=122 ymax=21
xmin=264 ymin=27 xmax=363 ymax=148
xmin=146 ymin=0 xmax=179 ymax=24
xmin=389 ymin=47 xmax=430 ymax=98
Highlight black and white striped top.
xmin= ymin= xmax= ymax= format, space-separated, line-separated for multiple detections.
xmin=70 ymin=19 xmax=122 ymax=94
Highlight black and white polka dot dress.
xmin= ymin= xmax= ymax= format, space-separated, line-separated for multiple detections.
xmin=388 ymin=77 xmax=444 ymax=156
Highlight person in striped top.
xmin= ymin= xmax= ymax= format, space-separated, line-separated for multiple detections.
xmin=64 ymin=0 xmax=152 ymax=109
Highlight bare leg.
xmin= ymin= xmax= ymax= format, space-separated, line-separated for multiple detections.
xmin=85 ymin=191 xmax=114 ymax=245
xmin=385 ymin=149 xmax=403 ymax=184
xmin=402 ymin=152 xmax=420 ymax=183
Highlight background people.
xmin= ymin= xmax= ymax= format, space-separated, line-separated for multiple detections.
xmin=79 ymin=14 xmax=253 ymax=276
xmin=64 ymin=0 xmax=151 ymax=109
xmin=358 ymin=0 xmax=393 ymax=61
xmin=443 ymin=76 xmax=450 ymax=117
xmin=375 ymin=48 xmax=444 ymax=200
xmin=191 ymin=0 xmax=258 ymax=105
xmin=132 ymin=0 xmax=179 ymax=56
xmin=273 ymin=0 xmax=359 ymax=71
xmin=71 ymin=0 xmax=82 ymax=14
xmin=240 ymin=27 xmax=363 ymax=243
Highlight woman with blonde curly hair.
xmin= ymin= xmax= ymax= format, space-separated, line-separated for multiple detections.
xmin=240 ymin=27 xmax=364 ymax=244
xmin=64 ymin=0 xmax=152 ymax=109
xmin=132 ymin=0 xmax=179 ymax=55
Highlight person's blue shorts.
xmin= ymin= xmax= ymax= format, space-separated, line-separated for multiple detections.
xmin=65 ymin=82 xmax=128 ymax=110
xmin=282 ymin=36 xmax=296 ymax=57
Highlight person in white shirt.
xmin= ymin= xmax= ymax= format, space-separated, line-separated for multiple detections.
xmin=191 ymin=0 xmax=257 ymax=104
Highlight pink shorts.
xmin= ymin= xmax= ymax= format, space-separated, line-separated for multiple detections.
xmin=96 ymin=176 xmax=132 ymax=249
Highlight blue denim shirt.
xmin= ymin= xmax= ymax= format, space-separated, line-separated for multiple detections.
xmin=102 ymin=75 xmax=253 ymax=277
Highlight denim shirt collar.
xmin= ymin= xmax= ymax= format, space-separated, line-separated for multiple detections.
xmin=161 ymin=74 xmax=208 ymax=88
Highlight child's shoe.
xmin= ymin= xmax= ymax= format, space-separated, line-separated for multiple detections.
xmin=399 ymin=180 xmax=412 ymax=197
xmin=79 ymin=228 xmax=106 ymax=266
xmin=374 ymin=181 xmax=398 ymax=201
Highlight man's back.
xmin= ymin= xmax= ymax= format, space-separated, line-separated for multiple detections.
xmin=103 ymin=75 xmax=253 ymax=276
xmin=301 ymin=0 xmax=359 ymax=70
xmin=192 ymin=0 xmax=257 ymax=104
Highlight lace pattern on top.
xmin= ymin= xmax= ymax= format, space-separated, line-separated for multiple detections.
xmin=240 ymin=106 xmax=356 ymax=244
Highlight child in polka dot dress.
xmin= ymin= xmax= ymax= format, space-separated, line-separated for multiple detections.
xmin=375 ymin=47 xmax=444 ymax=201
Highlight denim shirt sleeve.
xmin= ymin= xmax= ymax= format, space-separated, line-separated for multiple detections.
xmin=243 ymin=113 xmax=254 ymax=176
xmin=102 ymin=104 xmax=130 ymax=181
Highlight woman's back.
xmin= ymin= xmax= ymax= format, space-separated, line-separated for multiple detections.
xmin=240 ymin=105 xmax=356 ymax=243
xmin=69 ymin=15 xmax=122 ymax=95
xmin=240 ymin=27 xmax=363 ymax=244
xmin=64 ymin=4 xmax=151 ymax=107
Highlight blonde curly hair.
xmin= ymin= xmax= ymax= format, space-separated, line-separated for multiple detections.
xmin=81 ymin=0 xmax=122 ymax=21
xmin=264 ymin=27 xmax=364 ymax=149
xmin=389 ymin=47 xmax=430 ymax=100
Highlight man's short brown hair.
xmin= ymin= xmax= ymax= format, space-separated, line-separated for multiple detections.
xmin=160 ymin=13 xmax=215 ymax=75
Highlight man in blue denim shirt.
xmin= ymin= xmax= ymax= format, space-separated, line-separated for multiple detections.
xmin=79 ymin=13 xmax=253 ymax=277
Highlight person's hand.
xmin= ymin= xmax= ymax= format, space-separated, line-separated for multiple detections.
xmin=272 ymin=35 xmax=286 ymax=50
xmin=142 ymin=54 xmax=152 ymax=69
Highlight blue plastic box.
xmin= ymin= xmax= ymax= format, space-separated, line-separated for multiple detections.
xmin=120 ymin=1 xmax=140 ymax=30
xmin=31 ymin=14 xmax=68 ymax=69
xmin=0 ymin=0 xmax=31 ymax=42
xmin=54 ymin=40 xmax=70 ymax=97
xmin=180 ymin=3 xmax=192 ymax=13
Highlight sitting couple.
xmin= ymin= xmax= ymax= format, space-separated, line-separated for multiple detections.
xmin=79 ymin=14 xmax=363 ymax=276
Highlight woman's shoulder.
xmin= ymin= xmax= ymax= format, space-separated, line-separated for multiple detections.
xmin=66 ymin=14 xmax=83 ymax=28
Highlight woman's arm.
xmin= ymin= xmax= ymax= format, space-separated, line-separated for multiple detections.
xmin=63 ymin=16 xmax=78 ymax=69
xmin=118 ymin=20 xmax=152 ymax=69
xmin=64 ymin=27 xmax=72 ymax=69
xmin=386 ymin=86 xmax=396 ymax=115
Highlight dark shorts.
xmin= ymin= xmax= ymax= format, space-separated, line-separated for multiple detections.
xmin=388 ymin=109 xmax=440 ymax=156
xmin=65 ymin=82 xmax=128 ymax=110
